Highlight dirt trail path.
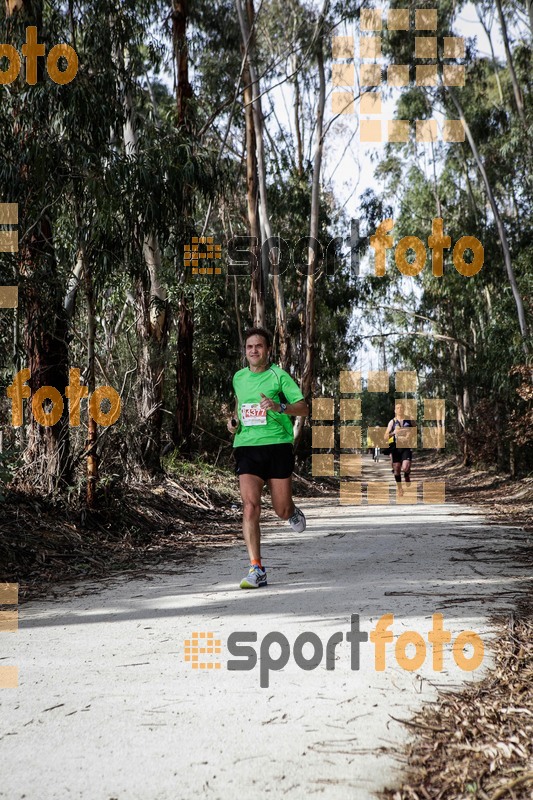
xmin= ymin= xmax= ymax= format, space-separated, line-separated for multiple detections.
xmin=1 ymin=456 xmax=530 ymax=799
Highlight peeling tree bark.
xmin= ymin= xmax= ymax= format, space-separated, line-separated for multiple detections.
xmin=242 ymin=53 xmax=264 ymax=327
xmin=173 ymin=0 xmax=193 ymax=129
xmin=9 ymin=0 xmax=71 ymax=492
xmin=451 ymin=343 xmax=470 ymax=465
xmin=117 ymin=39 xmax=168 ymax=475
xmin=293 ymin=52 xmax=304 ymax=178
xmin=171 ymin=0 xmax=195 ymax=454
xmin=173 ymin=297 xmax=194 ymax=451
xmin=80 ymin=232 xmax=98 ymax=508
xmin=22 ymin=218 xmax=71 ymax=492
xmin=236 ymin=0 xmax=289 ymax=362
xmin=294 ymin=12 xmax=328 ymax=447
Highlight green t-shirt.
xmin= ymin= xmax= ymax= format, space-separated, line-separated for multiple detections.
xmin=232 ymin=364 xmax=304 ymax=447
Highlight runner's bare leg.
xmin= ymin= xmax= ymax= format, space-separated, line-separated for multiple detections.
xmin=239 ymin=474 xmax=264 ymax=562
xmin=268 ymin=477 xmax=295 ymax=520
xmin=393 ymin=460 xmax=404 ymax=496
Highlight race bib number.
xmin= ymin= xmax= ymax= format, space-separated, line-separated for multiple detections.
xmin=395 ymin=427 xmax=409 ymax=443
xmin=241 ymin=403 xmax=267 ymax=426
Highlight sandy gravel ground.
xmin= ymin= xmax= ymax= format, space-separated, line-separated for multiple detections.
xmin=1 ymin=457 xmax=530 ymax=800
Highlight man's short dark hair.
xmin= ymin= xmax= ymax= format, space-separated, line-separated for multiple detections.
xmin=244 ymin=327 xmax=272 ymax=348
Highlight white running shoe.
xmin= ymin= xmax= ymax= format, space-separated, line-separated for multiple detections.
xmin=240 ymin=565 xmax=268 ymax=589
xmin=288 ymin=506 xmax=306 ymax=532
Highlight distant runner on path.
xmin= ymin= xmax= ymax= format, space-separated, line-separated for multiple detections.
xmin=386 ymin=401 xmax=413 ymax=496
xmin=227 ymin=327 xmax=309 ymax=589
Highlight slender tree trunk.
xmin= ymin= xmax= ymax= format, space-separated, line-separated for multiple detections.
xmin=135 ymin=266 xmax=168 ymax=471
xmin=460 ymin=149 xmax=479 ymax=224
xmin=112 ymin=295 xmax=134 ymax=352
xmin=475 ymin=6 xmax=504 ymax=103
xmin=83 ymin=239 xmax=98 ymax=508
xmin=12 ymin=260 xmax=24 ymax=452
xmin=294 ymin=35 xmax=326 ymax=446
xmin=242 ymin=56 xmax=264 ymax=326
xmin=173 ymin=296 xmax=194 ymax=451
xmin=448 ymin=88 xmax=530 ymax=350
xmin=173 ymin=304 xmax=194 ymax=455
xmin=118 ymin=44 xmax=168 ymax=474
xmin=172 ymin=0 xmax=193 ymax=129
xmin=430 ymin=140 xmax=442 ymax=217
xmin=234 ymin=276 xmax=243 ymax=352
xmin=459 ymin=344 xmax=472 ymax=422
xmin=248 ymin=0 xmax=288 ymax=355
xmin=493 ymin=0 xmax=533 ymax=182
xmin=451 ymin=343 xmax=470 ymax=466
xmin=293 ymin=53 xmax=304 ymax=177
xmin=171 ymin=0 xmax=195 ymax=452
xmin=64 ymin=252 xmax=84 ymax=320
xmin=509 ymin=439 xmax=516 ymax=477
xmin=22 ymin=219 xmax=71 ymax=492
xmin=10 ymin=0 xmax=71 ymax=492
xmin=236 ymin=0 xmax=288 ymax=357
xmin=494 ymin=400 xmax=506 ymax=470
xmin=494 ymin=0 xmax=526 ymax=123
xmin=270 ymin=245 xmax=290 ymax=369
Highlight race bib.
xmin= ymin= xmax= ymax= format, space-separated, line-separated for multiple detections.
xmin=241 ymin=403 xmax=267 ymax=426
xmin=395 ymin=426 xmax=410 ymax=442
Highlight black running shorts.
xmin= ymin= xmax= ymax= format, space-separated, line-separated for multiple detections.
xmin=234 ymin=443 xmax=295 ymax=481
xmin=391 ymin=447 xmax=412 ymax=464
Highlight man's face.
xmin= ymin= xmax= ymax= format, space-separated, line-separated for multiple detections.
xmin=245 ymin=335 xmax=270 ymax=368
xmin=395 ymin=403 xmax=404 ymax=417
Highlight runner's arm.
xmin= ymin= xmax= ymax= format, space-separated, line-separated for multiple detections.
xmin=287 ymin=399 xmax=309 ymax=417
xmin=260 ymin=394 xmax=308 ymax=416
xmin=227 ymin=398 xmax=240 ymax=435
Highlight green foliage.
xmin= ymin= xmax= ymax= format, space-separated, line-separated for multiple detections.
xmin=357 ymin=0 xmax=533 ymax=472
xmin=2 ymin=0 xmax=532 ymax=502
xmin=0 ymin=446 xmax=21 ymax=502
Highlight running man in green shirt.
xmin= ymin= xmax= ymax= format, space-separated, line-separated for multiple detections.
xmin=227 ymin=327 xmax=309 ymax=589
